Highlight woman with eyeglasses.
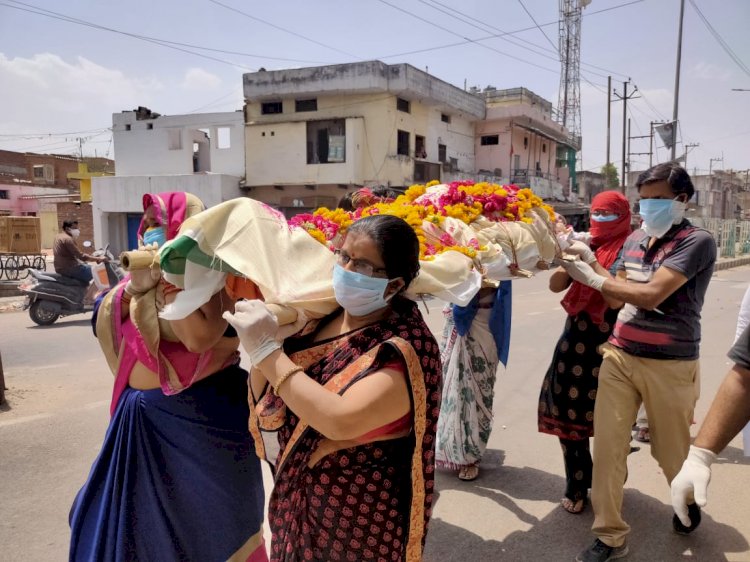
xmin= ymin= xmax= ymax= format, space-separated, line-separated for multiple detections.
xmin=537 ymin=190 xmax=631 ymax=515
xmin=224 ymin=214 xmax=442 ymax=562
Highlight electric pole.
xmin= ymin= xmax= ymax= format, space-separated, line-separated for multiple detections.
xmin=671 ymin=0 xmax=686 ymax=160
xmin=613 ymin=80 xmax=640 ymax=193
xmin=606 ymin=76 xmax=612 ymax=166
xmin=683 ymin=142 xmax=699 ymax=169
xmin=628 ymin=122 xmax=654 ymax=175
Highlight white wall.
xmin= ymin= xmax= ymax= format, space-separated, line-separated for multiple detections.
xmin=91 ymin=174 xmax=242 ymax=252
xmin=112 ymin=111 xmax=245 ymax=177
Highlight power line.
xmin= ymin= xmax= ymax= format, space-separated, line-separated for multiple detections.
xmin=0 ymin=127 xmax=111 ymax=138
xmin=516 ymin=0 xmax=558 ymax=53
xmin=205 ymin=0 xmax=360 ymax=60
xmin=416 ymin=0 xmax=586 ymax=74
xmin=1 ymin=0 xmax=257 ymax=71
xmin=376 ymin=0 xmax=642 ymax=77
xmin=2 ymin=0 xmax=335 ymax=65
xmin=375 ymin=0 xmax=560 ymax=75
xmin=688 ymin=0 xmax=750 ymax=78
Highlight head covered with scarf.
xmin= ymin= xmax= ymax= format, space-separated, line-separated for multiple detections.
xmin=97 ymin=191 xmax=208 ymax=414
xmin=560 ymin=190 xmax=631 ymax=324
xmin=137 ymin=192 xmax=204 ymax=246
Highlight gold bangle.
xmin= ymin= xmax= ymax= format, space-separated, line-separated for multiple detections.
xmin=273 ymin=365 xmax=304 ymax=395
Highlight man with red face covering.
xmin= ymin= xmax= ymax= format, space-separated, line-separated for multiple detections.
xmin=559 ymin=164 xmax=716 ymax=562
xmin=538 ymin=191 xmax=632 ymax=516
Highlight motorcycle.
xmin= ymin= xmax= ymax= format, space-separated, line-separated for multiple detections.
xmin=19 ymin=242 xmax=124 ymax=326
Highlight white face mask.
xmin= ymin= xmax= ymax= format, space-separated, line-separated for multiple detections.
xmin=69 ymin=228 xmax=81 ymax=239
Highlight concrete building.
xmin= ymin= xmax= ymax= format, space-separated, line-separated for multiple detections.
xmin=242 ymin=61 xmax=485 ymax=216
xmin=475 ymin=87 xmax=574 ymax=200
xmin=112 ymin=107 xmax=245 ymax=177
xmin=577 ymin=171 xmax=607 ymax=204
xmin=92 ymin=107 xmax=247 ymax=253
xmin=0 ymin=150 xmax=114 ymax=248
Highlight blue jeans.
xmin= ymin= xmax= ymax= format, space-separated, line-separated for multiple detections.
xmin=63 ymin=264 xmax=92 ymax=283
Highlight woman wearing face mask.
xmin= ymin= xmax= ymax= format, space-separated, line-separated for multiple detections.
xmin=538 ymin=190 xmax=631 ymax=514
xmin=70 ymin=192 xmax=267 ymax=562
xmin=224 ymin=214 xmax=442 ymax=562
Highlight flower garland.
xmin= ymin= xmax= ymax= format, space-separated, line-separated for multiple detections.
xmin=289 ymin=181 xmax=555 ymax=260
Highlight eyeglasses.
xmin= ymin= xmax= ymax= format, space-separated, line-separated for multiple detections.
xmin=334 ymin=249 xmax=388 ymax=278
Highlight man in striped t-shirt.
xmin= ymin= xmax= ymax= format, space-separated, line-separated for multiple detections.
xmin=560 ymin=163 xmax=716 ymax=562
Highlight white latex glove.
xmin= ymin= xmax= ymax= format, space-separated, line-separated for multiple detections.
xmin=223 ymin=300 xmax=281 ymax=367
xmin=557 ymin=258 xmax=607 ymax=291
xmin=566 ymin=241 xmax=597 ymax=264
xmin=671 ymin=445 xmax=717 ymax=526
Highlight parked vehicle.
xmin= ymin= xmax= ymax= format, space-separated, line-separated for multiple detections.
xmin=19 ymin=243 xmax=124 ymax=326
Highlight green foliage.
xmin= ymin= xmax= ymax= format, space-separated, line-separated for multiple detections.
xmin=601 ymin=163 xmax=619 ymax=189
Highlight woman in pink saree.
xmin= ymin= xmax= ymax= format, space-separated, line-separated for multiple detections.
xmin=69 ymin=192 xmax=266 ymax=562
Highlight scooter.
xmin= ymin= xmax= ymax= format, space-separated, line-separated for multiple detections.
xmin=19 ymin=243 xmax=124 ymax=326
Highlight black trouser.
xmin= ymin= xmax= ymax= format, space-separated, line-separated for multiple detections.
xmin=559 ymin=438 xmax=592 ymax=501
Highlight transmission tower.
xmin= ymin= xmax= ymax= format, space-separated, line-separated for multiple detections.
xmin=557 ymin=0 xmax=589 ymax=150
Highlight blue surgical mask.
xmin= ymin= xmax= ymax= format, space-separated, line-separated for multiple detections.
xmin=142 ymin=226 xmax=166 ymax=248
xmin=332 ymin=263 xmax=394 ymax=316
xmin=638 ymin=198 xmax=686 ymax=238
xmin=591 ymin=213 xmax=619 ymax=223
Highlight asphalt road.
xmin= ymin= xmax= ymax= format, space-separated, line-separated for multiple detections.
xmin=1 ymin=268 xmax=750 ymax=561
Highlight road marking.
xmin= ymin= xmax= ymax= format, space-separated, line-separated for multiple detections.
xmin=527 ymin=311 xmax=546 ymax=316
xmin=0 ymin=413 xmax=53 ymax=428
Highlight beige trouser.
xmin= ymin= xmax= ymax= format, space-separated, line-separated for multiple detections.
xmin=591 ymin=344 xmax=699 ymax=547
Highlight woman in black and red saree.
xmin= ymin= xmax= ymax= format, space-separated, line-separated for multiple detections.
xmin=225 ymin=214 xmax=442 ymax=562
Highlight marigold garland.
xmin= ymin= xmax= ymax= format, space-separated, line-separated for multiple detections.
xmin=289 ymin=181 xmax=556 ymax=260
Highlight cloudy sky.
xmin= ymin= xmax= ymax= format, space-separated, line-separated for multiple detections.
xmin=0 ymin=0 xmax=748 ymax=177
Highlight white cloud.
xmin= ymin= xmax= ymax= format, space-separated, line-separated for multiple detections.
xmin=0 ymin=54 xmax=236 ymax=156
xmin=181 ymin=67 xmax=222 ymax=91
xmin=689 ymin=61 xmax=733 ymax=82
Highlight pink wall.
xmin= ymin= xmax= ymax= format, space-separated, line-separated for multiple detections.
xmin=475 ymin=119 xmax=563 ymax=182
xmin=0 ymin=184 xmax=43 ymax=215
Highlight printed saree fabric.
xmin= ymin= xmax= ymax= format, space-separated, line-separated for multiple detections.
xmin=251 ymin=300 xmax=442 ymax=562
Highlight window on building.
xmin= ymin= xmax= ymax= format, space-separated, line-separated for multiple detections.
xmin=543 ymin=143 xmax=547 ymax=153
xmin=306 ymin=119 xmax=346 ymax=164
xmin=146 ymin=123 xmax=153 ymax=130
xmin=481 ymin=135 xmax=499 ymax=146
xmin=125 ymin=124 xmax=131 ymax=131
xmin=217 ymin=127 xmax=231 ymax=149
xmin=32 ymin=164 xmax=54 ymax=182
xmin=261 ymin=101 xmax=283 ymax=115
xmin=396 ymin=97 xmax=411 ymax=113
xmin=438 ymin=143 xmax=447 ymax=163
xmin=295 ymin=98 xmax=318 ymax=112
xmin=397 ymin=130 xmax=410 ymax=156
xmin=0 ymin=190 xmax=8 ymax=200
xmin=415 ymin=135 xmax=426 ymax=159
xmin=441 ymin=113 xmax=451 ymax=124
xmin=523 ymin=136 xmax=529 ymax=149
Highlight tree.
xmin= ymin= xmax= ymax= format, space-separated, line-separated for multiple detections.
xmin=601 ymin=163 xmax=619 ymax=189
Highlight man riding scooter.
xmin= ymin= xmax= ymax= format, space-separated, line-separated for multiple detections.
xmin=53 ymin=220 xmax=106 ymax=304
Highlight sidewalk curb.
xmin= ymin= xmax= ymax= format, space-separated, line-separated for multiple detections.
xmin=715 ymin=257 xmax=750 ymax=271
